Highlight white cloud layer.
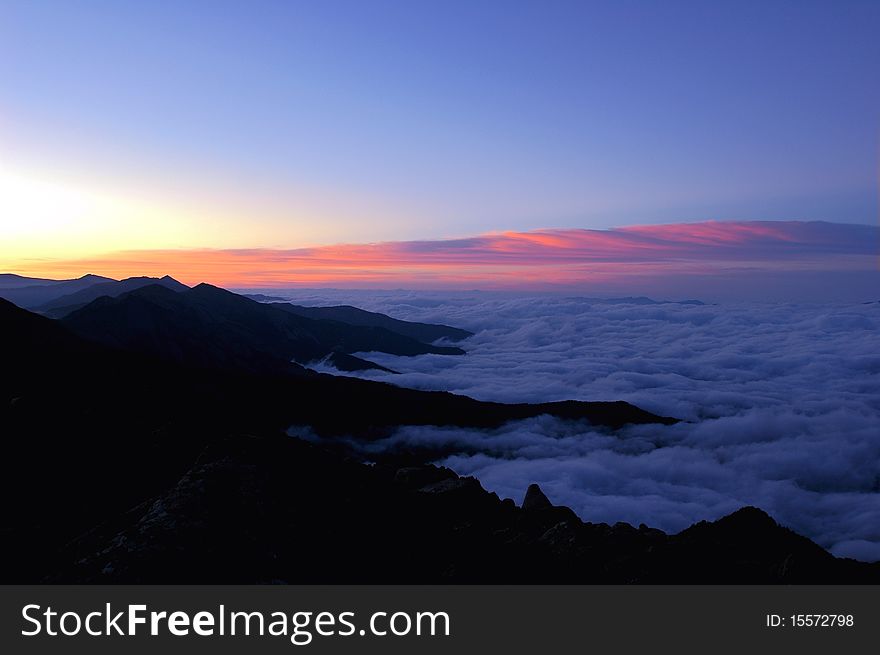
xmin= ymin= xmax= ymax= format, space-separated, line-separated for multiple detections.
xmin=266 ymin=289 xmax=880 ymax=561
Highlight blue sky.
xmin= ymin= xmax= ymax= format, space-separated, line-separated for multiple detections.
xmin=1 ymin=0 xmax=878 ymax=256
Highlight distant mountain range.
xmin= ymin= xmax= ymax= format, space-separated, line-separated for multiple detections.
xmin=1 ymin=272 xmax=875 ymax=583
xmin=0 ymin=273 xmax=78 ymax=289
xmin=0 ymin=273 xmax=115 ymax=307
xmin=61 ymin=283 xmax=467 ymax=373
xmin=41 ymin=275 xmax=189 ymax=317
xmin=1 ymin=273 xmax=473 ymax=373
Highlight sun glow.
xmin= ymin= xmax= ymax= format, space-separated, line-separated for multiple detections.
xmin=0 ymin=164 xmax=206 ymax=263
xmin=0 ymin=168 xmax=106 ymax=239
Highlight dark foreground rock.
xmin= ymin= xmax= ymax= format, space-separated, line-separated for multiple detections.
xmin=51 ymin=434 xmax=879 ymax=584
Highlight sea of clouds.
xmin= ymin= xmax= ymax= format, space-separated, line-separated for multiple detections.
xmin=252 ymin=289 xmax=880 ymax=561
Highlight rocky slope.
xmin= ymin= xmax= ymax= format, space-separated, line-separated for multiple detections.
xmin=53 ymin=434 xmax=878 ymax=583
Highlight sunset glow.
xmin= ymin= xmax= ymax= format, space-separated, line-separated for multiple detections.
xmin=2 ymin=1 xmax=877 ymax=299
xmin=0 ymin=165 xmax=206 ymax=258
xmin=5 ymin=221 xmax=875 ymax=294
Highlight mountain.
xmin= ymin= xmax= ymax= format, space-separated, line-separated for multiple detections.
xmin=271 ymin=303 xmax=474 ymax=343
xmin=0 ymin=273 xmax=115 ymax=308
xmin=49 ymin=433 xmax=880 ymax=583
xmin=3 ymin=296 xmax=873 ymax=583
xmin=324 ymin=351 xmax=398 ymax=374
xmin=1 ymin=294 xmax=674 ymax=436
xmin=40 ymin=275 xmax=189 ymax=317
xmin=0 ymin=295 xmax=675 ymax=582
xmin=0 ymin=273 xmax=72 ymax=289
xmin=0 ymin=296 xmax=102 ymax=395
xmin=61 ymin=283 xmax=466 ymax=374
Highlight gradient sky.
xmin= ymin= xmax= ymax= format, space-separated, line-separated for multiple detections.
xmin=1 ymin=1 xmax=878 ymax=293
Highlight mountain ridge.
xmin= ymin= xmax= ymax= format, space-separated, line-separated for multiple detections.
xmin=0 ymin=273 xmax=116 ymax=307
xmin=40 ymin=275 xmax=189 ymax=317
xmin=270 ymin=302 xmax=474 ymax=343
xmin=1 ymin=292 xmax=685 ymax=583
xmin=2 ymin=281 xmax=873 ymax=582
xmin=60 ymin=283 xmax=467 ymax=375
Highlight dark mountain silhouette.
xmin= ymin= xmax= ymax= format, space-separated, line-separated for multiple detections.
xmin=522 ymin=483 xmax=553 ymax=510
xmin=1 ymin=295 xmax=677 ymax=583
xmin=271 ymin=303 xmax=474 ymax=343
xmin=0 ymin=273 xmax=114 ymax=308
xmin=48 ymin=434 xmax=880 ymax=583
xmin=40 ymin=275 xmax=189 ymax=317
xmin=325 ymin=351 xmax=398 ymax=374
xmin=1 ymin=291 xmax=873 ymax=584
xmin=61 ymin=283 xmax=465 ymax=374
xmin=1 ymin=294 xmax=674 ymax=435
xmin=0 ymin=273 xmax=71 ymax=289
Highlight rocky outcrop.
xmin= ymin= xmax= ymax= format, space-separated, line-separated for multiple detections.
xmin=522 ymin=484 xmax=553 ymax=510
xmin=48 ymin=434 xmax=880 ymax=584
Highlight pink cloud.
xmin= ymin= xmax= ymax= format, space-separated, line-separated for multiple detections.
xmin=11 ymin=220 xmax=878 ymax=293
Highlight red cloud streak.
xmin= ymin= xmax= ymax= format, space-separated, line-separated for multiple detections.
xmin=12 ymin=220 xmax=878 ymax=290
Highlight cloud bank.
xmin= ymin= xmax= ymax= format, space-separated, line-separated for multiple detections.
xmin=12 ymin=220 xmax=879 ymax=301
xmin=287 ymin=291 xmax=880 ymax=561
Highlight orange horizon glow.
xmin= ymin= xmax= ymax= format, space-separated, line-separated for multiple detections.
xmin=3 ymin=220 xmax=876 ymax=290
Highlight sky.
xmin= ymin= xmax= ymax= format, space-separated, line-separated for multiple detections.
xmin=1 ymin=1 xmax=878 ymax=293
